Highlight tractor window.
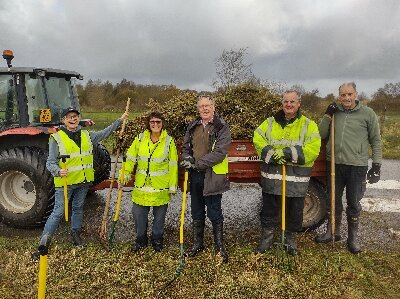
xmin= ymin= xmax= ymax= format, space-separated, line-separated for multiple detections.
xmin=25 ymin=76 xmax=47 ymax=125
xmin=0 ymin=75 xmax=19 ymax=130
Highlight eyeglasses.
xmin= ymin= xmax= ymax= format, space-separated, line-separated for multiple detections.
xmin=64 ymin=114 xmax=79 ymax=120
xmin=150 ymin=120 xmax=162 ymax=125
xmin=197 ymin=104 xmax=213 ymax=109
xmin=282 ymin=100 xmax=300 ymax=105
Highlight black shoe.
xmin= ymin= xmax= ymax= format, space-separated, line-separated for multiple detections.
xmin=347 ymin=216 xmax=362 ymax=254
xmin=189 ymin=220 xmax=205 ymax=257
xmin=71 ymin=231 xmax=85 ymax=247
xmin=132 ymin=243 xmax=147 ymax=252
xmin=152 ymin=240 xmax=163 ymax=252
xmin=315 ymin=214 xmax=342 ymax=244
xmin=31 ymin=250 xmax=40 ymax=262
xmin=285 ymin=231 xmax=298 ymax=256
xmin=212 ymin=222 xmax=228 ymax=263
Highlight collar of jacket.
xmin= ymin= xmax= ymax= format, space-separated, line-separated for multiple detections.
xmin=60 ymin=125 xmax=82 ymax=137
xmin=273 ymin=109 xmax=302 ymax=127
xmin=338 ymin=100 xmax=361 ymax=112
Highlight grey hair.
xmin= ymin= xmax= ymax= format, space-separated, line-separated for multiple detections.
xmin=282 ymin=90 xmax=301 ymax=101
xmin=339 ymin=82 xmax=357 ymax=94
xmin=197 ymin=95 xmax=215 ymax=105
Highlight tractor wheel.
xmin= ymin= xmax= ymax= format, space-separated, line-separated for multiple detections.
xmin=92 ymin=143 xmax=111 ymax=186
xmin=0 ymin=147 xmax=54 ymax=228
xmin=302 ymin=179 xmax=327 ymax=231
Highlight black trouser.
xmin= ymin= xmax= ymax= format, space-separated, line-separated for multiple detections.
xmin=260 ymin=192 xmax=304 ymax=232
xmin=190 ymin=170 xmax=224 ymax=224
xmin=327 ymin=164 xmax=367 ymax=218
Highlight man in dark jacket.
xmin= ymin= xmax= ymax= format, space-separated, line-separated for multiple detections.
xmin=181 ymin=95 xmax=231 ymax=263
xmin=315 ymin=82 xmax=382 ymax=254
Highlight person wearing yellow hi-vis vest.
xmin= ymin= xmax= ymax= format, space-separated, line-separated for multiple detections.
xmin=32 ymin=107 xmax=128 ymax=261
xmin=253 ymin=90 xmax=321 ymax=256
xmin=181 ymin=95 xmax=231 ymax=263
xmin=120 ymin=111 xmax=178 ymax=252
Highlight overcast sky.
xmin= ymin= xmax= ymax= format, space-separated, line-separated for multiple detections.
xmin=1 ymin=0 xmax=399 ymax=97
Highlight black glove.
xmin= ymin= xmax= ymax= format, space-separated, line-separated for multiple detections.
xmin=180 ymin=156 xmax=195 ymax=169
xmin=367 ymin=163 xmax=381 ymax=184
xmin=325 ymin=102 xmax=339 ymax=117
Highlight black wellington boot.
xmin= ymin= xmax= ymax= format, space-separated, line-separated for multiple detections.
xmin=212 ymin=222 xmax=228 ymax=263
xmin=189 ymin=220 xmax=205 ymax=257
xmin=315 ymin=213 xmax=342 ymax=243
xmin=347 ymin=216 xmax=362 ymax=254
xmin=254 ymin=227 xmax=276 ymax=254
xmin=31 ymin=234 xmax=51 ymax=262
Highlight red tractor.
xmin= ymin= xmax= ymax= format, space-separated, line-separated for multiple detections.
xmin=0 ymin=50 xmax=111 ymax=228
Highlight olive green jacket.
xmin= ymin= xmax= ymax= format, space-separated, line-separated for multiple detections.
xmin=319 ymin=101 xmax=382 ymax=166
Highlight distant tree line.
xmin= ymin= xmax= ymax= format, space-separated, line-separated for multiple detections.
xmin=77 ymin=48 xmax=400 ymax=114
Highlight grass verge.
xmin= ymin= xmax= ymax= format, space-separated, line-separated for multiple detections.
xmin=1 ymin=231 xmax=399 ymax=299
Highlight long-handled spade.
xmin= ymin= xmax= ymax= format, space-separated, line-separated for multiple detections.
xmin=158 ymin=171 xmax=189 ymax=295
xmin=273 ymin=164 xmax=296 ymax=271
xmin=108 ymin=156 xmax=126 ymax=247
xmin=330 ymin=115 xmax=336 ymax=249
xmin=37 ymin=234 xmax=49 ymax=299
xmin=59 ymin=155 xmax=70 ymax=222
xmin=99 ymin=98 xmax=130 ymax=249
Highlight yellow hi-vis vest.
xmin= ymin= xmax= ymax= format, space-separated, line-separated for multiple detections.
xmin=122 ymin=130 xmax=178 ymax=194
xmin=51 ymin=130 xmax=94 ymax=187
xmin=211 ymin=141 xmax=229 ymax=175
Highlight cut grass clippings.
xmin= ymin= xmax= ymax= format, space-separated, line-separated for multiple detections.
xmin=1 ymin=232 xmax=399 ymax=299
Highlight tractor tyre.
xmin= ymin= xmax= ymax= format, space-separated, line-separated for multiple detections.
xmin=92 ymin=143 xmax=111 ymax=186
xmin=0 ymin=147 xmax=54 ymax=228
xmin=302 ymin=178 xmax=328 ymax=231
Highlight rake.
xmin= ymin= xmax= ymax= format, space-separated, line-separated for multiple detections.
xmin=158 ymin=171 xmax=189 ymax=295
xmin=108 ymin=156 xmax=126 ymax=247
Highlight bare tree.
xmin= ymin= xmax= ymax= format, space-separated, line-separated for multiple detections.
xmin=213 ymin=48 xmax=256 ymax=89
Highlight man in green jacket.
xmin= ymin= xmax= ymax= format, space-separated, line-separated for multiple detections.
xmin=315 ymin=82 xmax=382 ymax=254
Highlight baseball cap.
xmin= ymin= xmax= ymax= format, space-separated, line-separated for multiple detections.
xmin=61 ymin=107 xmax=80 ymax=118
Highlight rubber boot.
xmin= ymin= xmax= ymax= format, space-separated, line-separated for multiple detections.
xmin=285 ymin=231 xmax=298 ymax=256
xmin=31 ymin=234 xmax=51 ymax=262
xmin=132 ymin=235 xmax=148 ymax=252
xmin=71 ymin=231 xmax=85 ymax=247
xmin=254 ymin=227 xmax=276 ymax=254
xmin=189 ymin=220 xmax=205 ymax=257
xmin=347 ymin=216 xmax=362 ymax=254
xmin=314 ymin=213 xmax=342 ymax=244
xmin=212 ymin=222 xmax=228 ymax=263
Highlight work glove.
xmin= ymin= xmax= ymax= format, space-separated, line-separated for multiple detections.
xmin=367 ymin=163 xmax=381 ymax=184
xmin=272 ymin=149 xmax=286 ymax=164
xmin=180 ymin=156 xmax=195 ymax=170
xmin=325 ymin=102 xmax=339 ymax=117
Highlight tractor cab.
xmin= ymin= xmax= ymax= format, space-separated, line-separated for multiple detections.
xmin=0 ymin=49 xmax=82 ymax=132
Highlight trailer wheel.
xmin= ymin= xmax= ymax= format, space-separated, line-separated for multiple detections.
xmin=93 ymin=143 xmax=111 ymax=186
xmin=302 ymin=179 xmax=327 ymax=231
xmin=0 ymin=147 xmax=54 ymax=228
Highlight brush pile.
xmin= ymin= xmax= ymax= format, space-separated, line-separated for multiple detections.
xmin=114 ymin=84 xmax=282 ymax=153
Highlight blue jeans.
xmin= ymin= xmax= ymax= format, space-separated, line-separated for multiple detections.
xmin=132 ymin=202 xmax=168 ymax=242
xmin=41 ymin=185 xmax=89 ymax=239
xmin=189 ymin=170 xmax=224 ymax=224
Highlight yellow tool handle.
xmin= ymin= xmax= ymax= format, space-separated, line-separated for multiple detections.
xmin=37 ymin=255 xmax=48 ymax=299
xmin=63 ymin=162 xmax=68 ymax=222
xmin=113 ymin=159 xmax=126 ymax=222
xmin=281 ymin=164 xmax=286 ymax=232
xmin=179 ymin=172 xmax=189 ymax=244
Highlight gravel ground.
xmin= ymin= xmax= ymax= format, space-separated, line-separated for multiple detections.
xmin=1 ymin=160 xmax=399 ymax=253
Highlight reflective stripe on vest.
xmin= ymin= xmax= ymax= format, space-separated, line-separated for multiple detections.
xmin=52 ymin=130 xmax=94 ymax=187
